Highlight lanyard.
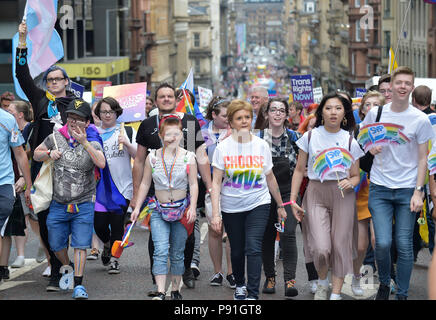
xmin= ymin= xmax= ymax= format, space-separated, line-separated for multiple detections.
xmin=161 ymin=147 xmax=178 ymax=189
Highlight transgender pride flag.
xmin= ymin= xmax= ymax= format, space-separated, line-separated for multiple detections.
xmin=12 ymin=0 xmax=64 ymax=100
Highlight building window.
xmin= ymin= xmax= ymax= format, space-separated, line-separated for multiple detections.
xmin=384 ymin=31 xmax=391 ymax=58
xmin=352 ymin=53 xmax=355 ymax=75
xmin=304 ymin=1 xmax=315 ymax=13
xmin=355 ymin=20 xmax=361 ymax=42
xmin=384 ymin=0 xmax=391 ymax=18
xmin=195 ymin=58 xmax=201 ymax=74
xmin=364 ymin=28 xmax=369 ymax=42
xmin=194 ymin=33 xmax=200 ymax=48
xmin=367 ymin=63 xmax=371 ymax=76
xmin=355 ymin=0 xmax=361 ymax=8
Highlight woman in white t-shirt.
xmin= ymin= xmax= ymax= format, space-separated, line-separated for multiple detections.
xmin=290 ymin=92 xmax=364 ymax=300
xmin=210 ymin=99 xmax=287 ymax=300
xmin=94 ymin=97 xmax=137 ymax=274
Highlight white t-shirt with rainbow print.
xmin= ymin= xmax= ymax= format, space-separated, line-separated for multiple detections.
xmin=212 ymin=134 xmax=273 ymax=213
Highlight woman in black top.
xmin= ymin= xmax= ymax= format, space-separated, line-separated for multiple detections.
xmin=258 ymin=98 xmax=301 ymax=298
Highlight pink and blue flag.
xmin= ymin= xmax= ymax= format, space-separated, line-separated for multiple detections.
xmin=12 ymin=0 xmax=64 ymax=100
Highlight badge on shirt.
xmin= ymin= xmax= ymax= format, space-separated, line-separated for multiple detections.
xmin=11 ymin=129 xmax=19 ymax=143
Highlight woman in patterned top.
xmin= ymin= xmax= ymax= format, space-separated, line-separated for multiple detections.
xmin=258 ymin=97 xmax=301 ymax=298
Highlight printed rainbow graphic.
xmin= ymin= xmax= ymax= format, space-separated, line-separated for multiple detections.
xmin=313 ymin=147 xmax=354 ymax=182
xmin=428 ymin=153 xmax=436 ymax=175
xmin=357 ymin=122 xmax=410 ymax=152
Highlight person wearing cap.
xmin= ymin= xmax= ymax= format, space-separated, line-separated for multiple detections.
xmin=16 ymin=21 xmax=77 ymax=290
xmin=33 ymin=99 xmax=105 ymax=299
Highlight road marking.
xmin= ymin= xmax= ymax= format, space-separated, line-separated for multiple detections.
xmin=200 ymin=222 xmax=208 ymax=245
xmin=0 ymin=259 xmax=43 ymax=291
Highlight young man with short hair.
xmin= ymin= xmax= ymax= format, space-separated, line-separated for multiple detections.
xmin=361 ymin=67 xmax=434 ymax=300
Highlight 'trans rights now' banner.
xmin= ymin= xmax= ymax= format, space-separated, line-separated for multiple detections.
xmin=291 ymin=74 xmax=314 ymax=108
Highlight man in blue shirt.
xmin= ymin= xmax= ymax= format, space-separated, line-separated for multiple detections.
xmin=0 ymin=108 xmax=32 ymax=281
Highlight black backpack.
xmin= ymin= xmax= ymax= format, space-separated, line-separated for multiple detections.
xmin=356 ymin=105 xmax=383 ymax=174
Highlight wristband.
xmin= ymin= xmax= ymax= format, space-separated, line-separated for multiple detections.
xmin=83 ymin=141 xmax=91 ymax=150
xmin=277 ymin=205 xmax=285 ymax=209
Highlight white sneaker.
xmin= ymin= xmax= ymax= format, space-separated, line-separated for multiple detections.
xmin=42 ymin=266 xmax=51 ymax=277
xmin=330 ymin=293 xmax=343 ymax=300
xmin=314 ymin=284 xmax=329 ymax=300
xmin=351 ymin=276 xmax=364 ymax=296
xmin=309 ymin=280 xmax=318 ymax=294
xmin=11 ymin=256 xmax=25 ymax=268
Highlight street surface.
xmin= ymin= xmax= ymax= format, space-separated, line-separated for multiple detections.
xmin=0 ymin=215 xmax=432 ymax=301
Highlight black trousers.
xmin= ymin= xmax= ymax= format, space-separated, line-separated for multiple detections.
xmin=37 ymin=208 xmax=62 ymax=276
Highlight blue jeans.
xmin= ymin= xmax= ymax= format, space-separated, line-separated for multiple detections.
xmin=46 ymin=201 xmax=94 ymax=252
xmin=149 ymin=209 xmax=188 ymax=276
xmin=222 ymin=203 xmax=270 ymax=299
xmin=368 ymin=183 xmax=416 ymax=297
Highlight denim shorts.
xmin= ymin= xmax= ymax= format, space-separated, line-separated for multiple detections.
xmin=47 ymin=201 xmax=94 ymax=252
xmin=0 ymin=184 xmax=15 ymax=234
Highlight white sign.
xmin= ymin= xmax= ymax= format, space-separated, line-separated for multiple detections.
xmin=313 ymin=87 xmax=323 ymax=103
xmin=198 ymin=86 xmax=213 ymax=116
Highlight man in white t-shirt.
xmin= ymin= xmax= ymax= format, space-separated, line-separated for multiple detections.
xmin=361 ymin=67 xmax=434 ymax=300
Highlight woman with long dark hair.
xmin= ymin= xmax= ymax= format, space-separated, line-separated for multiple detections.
xmin=289 ymin=92 xmax=364 ymax=300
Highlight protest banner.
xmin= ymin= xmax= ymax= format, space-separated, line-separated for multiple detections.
xmin=103 ymin=82 xmax=147 ymax=123
xmin=91 ymin=80 xmax=112 ymax=104
xmin=291 ymin=74 xmax=314 ymax=108
xmin=70 ymin=81 xmax=84 ymax=98
xmin=198 ymin=86 xmax=213 ymax=116
xmin=313 ymin=87 xmax=323 ymax=104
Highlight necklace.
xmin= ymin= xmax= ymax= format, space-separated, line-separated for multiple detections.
xmin=161 ymin=147 xmax=178 ymax=202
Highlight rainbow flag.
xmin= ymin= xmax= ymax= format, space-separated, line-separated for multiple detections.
xmin=357 ymin=122 xmax=410 ymax=153
xmin=428 ymin=153 xmax=436 ymax=175
xmin=313 ymin=147 xmax=354 ymax=182
xmin=176 ymin=89 xmax=195 ymax=115
xmin=12 ymin=0 xmax=64 ymax=100
xmin=178 ymin=68 xmax=207 ymax=127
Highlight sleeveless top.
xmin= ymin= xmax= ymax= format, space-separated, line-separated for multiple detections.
xmin=149 ymin=149 xmax=196 ymax=191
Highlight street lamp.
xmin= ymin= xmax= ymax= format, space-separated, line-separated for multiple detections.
xmin=105 ymin=7 xmax=129 ymax=57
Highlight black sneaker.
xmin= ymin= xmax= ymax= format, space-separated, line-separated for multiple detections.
xmin=0 ymin=266 xmax=10 ymax=281
xmin=262 ymin=276 xmax=276 ymax=294
xmin=171 ymin=290 xmax=183 ymax=300
xmin=285 ymin=279 xmax=298 ymax=297
xmin=151 ymin=292 xmax=166 ymax=300
xmin=46 ymin=274 xmax=61 ymax=292
xmin=226 ymin=274 xmax=236 ymax=289
xmin=210 ymin=272 xmax=224 ymax=286
xmin=183 ymin=268 xmax=195 ymax=289
xmin=101 ymin=245 xmax=111 ymax=266
xmin=108 ymin=260 xmax=120 ymax=274
xmin=191 ymin=263 xmax=200 ymax=279
xmin=375 ymin=283 xmax=390 ymax=300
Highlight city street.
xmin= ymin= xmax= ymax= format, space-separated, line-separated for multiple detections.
xmin=0 ymin=214 xmax=432 ymax=301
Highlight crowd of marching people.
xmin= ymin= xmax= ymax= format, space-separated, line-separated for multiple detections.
xmin=2 ymin=21 xmax=436 ymax=301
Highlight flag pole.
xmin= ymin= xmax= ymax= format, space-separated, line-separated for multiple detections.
xmin=22 ymin=1 xmax=28 ymax=22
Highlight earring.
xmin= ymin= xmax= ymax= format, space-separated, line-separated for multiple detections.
xmin=342 ymin=118 xmax=347 ymax=126
xmin=321 ymin=118 xmax=324 ymax=125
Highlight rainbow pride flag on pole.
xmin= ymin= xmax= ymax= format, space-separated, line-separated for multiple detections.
xmin=12 ymin=0 xmax=64 ymax=100
xmin=177 ymin=68 xmax=207 ymax=127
